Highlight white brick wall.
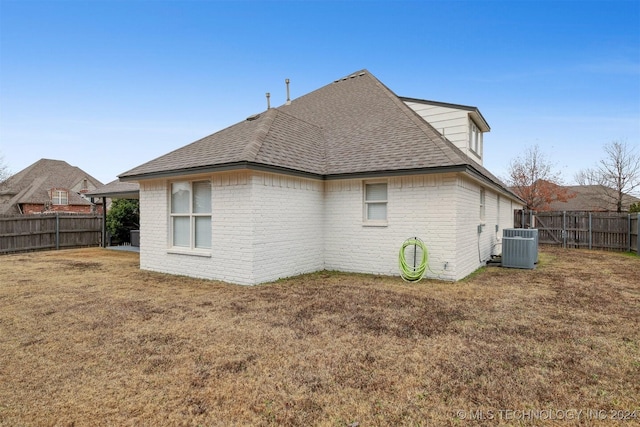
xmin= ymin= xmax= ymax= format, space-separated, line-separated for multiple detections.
xmin=139 ymin=173 xmax=255 ymax=284
xmin=139 ymin=171 xmax=324 ymax=285
xmin=324 ymin=173 xmax=458 ymax=281
xmin=453 ymin=176 xmax=523 ymax=279
xmin=138 ymin=170 xmax=522 ymax=284
xmin=250 ymin=172 xmax=324 ymax=283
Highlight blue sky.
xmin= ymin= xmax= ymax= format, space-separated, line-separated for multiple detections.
xmin=1 ymin=0 xmax=638 ymax=185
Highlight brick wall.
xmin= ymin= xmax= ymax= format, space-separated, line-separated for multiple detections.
xmin=453 ymin=176 xmax=522 ymax=279
xmin=138 ymin=170 xmax=522 ymax=284
xmin=250 ymin=172 xmax=324 ymax=283
xmin=139 ymin=171 xmax=324 ymax=285
xmin=324 ymin=173 xmax=458 ymax=281
xmin=21 ymin=203 xmax=100 ymax=214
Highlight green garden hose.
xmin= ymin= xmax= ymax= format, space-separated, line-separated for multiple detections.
xmin=399 ymin=237 xmax=428 ymax=282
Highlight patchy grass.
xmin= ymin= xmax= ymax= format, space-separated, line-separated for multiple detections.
xmin=0 ymin=247 xmax=638 ymax=426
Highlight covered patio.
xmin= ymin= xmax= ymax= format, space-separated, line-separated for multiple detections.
xmin=86 ymin=179 xmax=140 ymax=249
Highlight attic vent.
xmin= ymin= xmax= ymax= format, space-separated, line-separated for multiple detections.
xmin=246 ymin=113 xmax=260 ymax=121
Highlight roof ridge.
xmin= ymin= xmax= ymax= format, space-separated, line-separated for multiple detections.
xmin=240 ymin=108 xmax=279 ymax=161
xmin=365 ymin=73 xmax=471 ymax=166
xmin=270 ymin=108 xmax=328 ymax=174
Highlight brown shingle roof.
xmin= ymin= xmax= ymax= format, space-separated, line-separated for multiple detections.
xmin=85 ymin=179 xmax=140 ymax=199
xmin=0 ymin=159 xmax=103 ymax=214
xmin=119 ymin=70 xmax=518 ymax=199
xmin=548 ymin=185 xmax=640 ymax=212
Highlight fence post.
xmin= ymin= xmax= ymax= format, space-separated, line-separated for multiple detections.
xmin=562 ymin=211 xmax=567 ymax=248
xmin=589 ymin=212 xmax=593 ymax=249
xmin=637 ymin=213 xmax=640 ymax=254
xmin=55 ymin=212 xmax=60 ymax=250
xmin=628 ymin=214 xmax=632 ymax=253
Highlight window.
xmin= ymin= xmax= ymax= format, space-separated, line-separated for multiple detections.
xmin=51 ymin=189 xmax=68 ymax=205
xmin=170 ymin=180 xmax=212 ymax=250
xmin=470 ymin=121 xmax=482 ymax=154
xmin=480 ymin=188 xmax=486 ymax=221
xmin=364 ymin=182 xmax=387 ymax=223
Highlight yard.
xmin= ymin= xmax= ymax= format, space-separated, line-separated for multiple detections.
xmin=0 ymin=247 xmax=638 ymax=426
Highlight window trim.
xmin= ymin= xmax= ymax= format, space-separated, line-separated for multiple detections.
xmin=363 ymin=180 xmax=388 ymax=226
xmin=469 ymin=120 xmax=482 ymax=156
xmin=51 ymin=189 xmax=68 ymax=205
xmin=169 ymin=179 xmax=212 ymax=252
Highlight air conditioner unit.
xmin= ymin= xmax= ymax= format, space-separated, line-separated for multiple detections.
xmin=503 ymin=228 xmax=538 ymax=263
xmin=502 ymin=236 xmax=536 ymax=269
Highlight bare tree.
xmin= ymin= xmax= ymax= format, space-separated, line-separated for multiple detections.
xmin=505 ymin=144 xmax=574 ymax=211
xmin=0 ymin=153 xmax=10 ymax=185
xmin=575 ymin=140 xmax=640 ymax=212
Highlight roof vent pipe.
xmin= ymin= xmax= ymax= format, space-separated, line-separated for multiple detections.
xmin=285 ymin=78 xmax=291 ymax=105
xmin=266 ymin=92 xmax=271 ymax=109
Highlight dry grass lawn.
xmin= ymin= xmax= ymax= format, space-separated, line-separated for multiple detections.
xmin=0 ymin=247 xmax=639 ymax=426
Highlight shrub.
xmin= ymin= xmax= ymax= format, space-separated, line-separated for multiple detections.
xmin=106 ymin=199 xmax=139 ymax=243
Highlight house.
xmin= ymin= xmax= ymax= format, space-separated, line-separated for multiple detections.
xmin=0 ymin=159 xmax=103 ymax=215
xmin=547 ymin=184 xmax=640 ymax=212
xmin=119 ymin=70 xmax=524 ymax=285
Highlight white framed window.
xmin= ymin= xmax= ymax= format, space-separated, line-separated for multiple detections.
xmin=51 ymin=189 xmax=68 ymax=205
xmin=470 ymin=121 xmax=482 ymax=155
xmin=170 ymin=180 xmax=212 ymax=250
xmin=364 ymin=181 xmax=387 ymax=224
xmin=480 ymin=188 xmax=486 ymax=221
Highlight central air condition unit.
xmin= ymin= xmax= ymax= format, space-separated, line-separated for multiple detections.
xmin=503 ymin=228 xmax=538 ymax=263
xmin=502 ymin=236 xmax=536 ymax=269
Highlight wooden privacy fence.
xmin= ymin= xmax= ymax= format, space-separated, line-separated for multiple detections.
xmin=514 ymin=210 xmax=639 ymax=253
xmin=0 ymin=213 xmax=102 ymax=254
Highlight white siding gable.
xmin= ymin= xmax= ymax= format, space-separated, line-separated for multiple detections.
xmin=404 ymin=100 xmax=486 ymax=165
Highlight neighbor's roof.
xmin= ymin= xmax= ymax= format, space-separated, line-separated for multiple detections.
xmin=0 ymin=159 xmax=103 ymax=214
xmin=119 ymin=69 xmax=518 ymax=200
xmin=85 ymin=179 xmax=140 ymax=199
xmin=548 ymin=185 xmax=640 ymax=212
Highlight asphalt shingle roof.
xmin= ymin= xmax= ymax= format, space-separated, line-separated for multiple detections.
xmin=85 ymin=179 xmax=140 ymax=199
xmin=0 ymin=159 xmax=103 ymax=214
xmin=119 ymin=70 xmax=517 ymax=198
xmin=548 ymin=185 xmax=640 ymax=212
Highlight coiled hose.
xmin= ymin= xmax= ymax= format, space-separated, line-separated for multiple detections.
xmin=398 ymin=237 xmax=428 ymax=282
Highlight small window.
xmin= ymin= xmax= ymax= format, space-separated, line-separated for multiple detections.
xmin=470 ymin=121 xmax=482 ymax=155
xmin=480 ymin=188 xmax=486 ymax=221
xmin=170 ymin=180 xmax=212 ymax=250
xmin=364 ymin=182 xmax=387 ymax=223
xmin=51 ymin=189 xmax=68 ymax=205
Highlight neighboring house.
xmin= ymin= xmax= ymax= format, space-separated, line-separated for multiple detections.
xmin=548 ymin=185 xmax=640 ymax=212
xmin=119 ymin=69 xmax=524 ymax=285
xmin=0 ymin=159 xmax=103 ymax=215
